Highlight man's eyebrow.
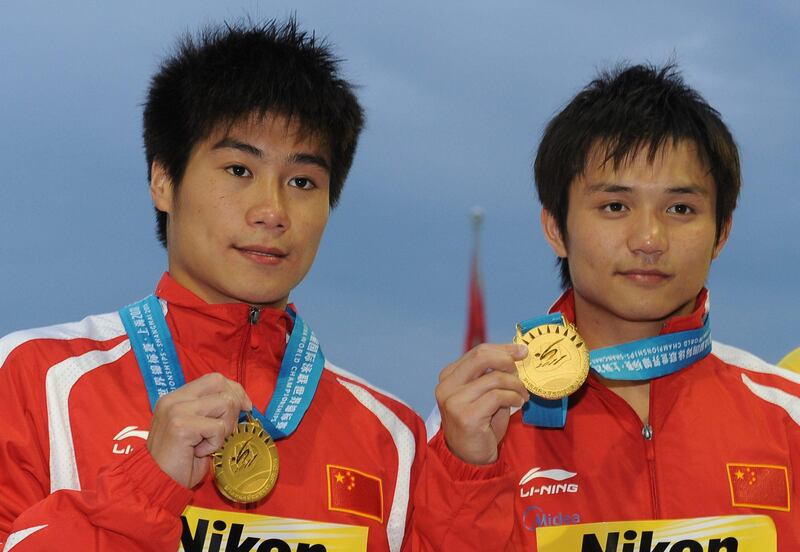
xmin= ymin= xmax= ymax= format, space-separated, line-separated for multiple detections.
xmin=584 ymin=183 xmax=632 ymax=195
xmin=666 ymin=184 xmax=710 ymax=197
xmin=211 ymin=138 xmax=263 ymax=158
xmin=583 ymin=182 xmax=710 ymax=197
xmin=289 ymin=152 xmax=330 ymax=172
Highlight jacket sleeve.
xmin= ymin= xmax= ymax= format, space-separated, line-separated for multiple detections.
xmin=406 ymin=430 xmax=517 ymax=551
xmin=0 ymin=353 xmax=192 ymax=551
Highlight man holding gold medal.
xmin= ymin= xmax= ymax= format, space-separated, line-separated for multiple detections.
xmin=417 ymin=64 xmax=800 ymax=550
xmin=0 ymin=20 xmax=425 ymax=551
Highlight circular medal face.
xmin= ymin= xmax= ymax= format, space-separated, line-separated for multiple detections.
xmin=213 ymin=416 xmax=279 ymax=503
xmin=514 ymin=322 xmax=590 ymax=399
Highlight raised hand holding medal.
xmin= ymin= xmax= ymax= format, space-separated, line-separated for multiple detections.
xmin=144 ymin=372 xmax=253 ymax=490
xmin=434 ymin=343 xmax=530 ymax=465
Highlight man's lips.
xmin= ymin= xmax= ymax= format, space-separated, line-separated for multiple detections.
xmin=618 ymin=269 xmax=672 ymax=283
xmin=235 ymin=245 xmax=288 ymax=264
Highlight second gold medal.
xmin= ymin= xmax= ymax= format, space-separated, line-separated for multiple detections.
xmin=513 ymin=318 xmax=590 ymax=399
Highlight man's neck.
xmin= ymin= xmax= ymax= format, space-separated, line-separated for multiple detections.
xmin=575 ymin=306 xmax=663 ymax=353
xmin=166 ymin=268 xmax=289 ymax=310
xmin=571 ymin=293 xmax=694 ymax=352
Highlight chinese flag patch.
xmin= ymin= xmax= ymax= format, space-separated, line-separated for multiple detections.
xmin=727 ymin=463 xmax=790 ymax=512
xmin=327 ymin=464 xmax=384 ymax=522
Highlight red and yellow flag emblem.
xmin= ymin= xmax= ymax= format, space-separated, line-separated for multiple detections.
xmin=327 ymin=464 xmax=384 ymax=523
xmin=727 ymin=463 xmax=790 ymax=512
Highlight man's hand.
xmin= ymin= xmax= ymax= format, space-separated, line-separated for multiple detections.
xmin=146 ymin=373 xmax=253 ymax=488
xmin=435 ymin=343 xmax=529 ymax=465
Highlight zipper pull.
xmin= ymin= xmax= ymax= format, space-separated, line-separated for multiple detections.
xmin=642 ymin=424 xmax=653 ymax=440
xmin=248 ymin=307 xmax=261 ymax=349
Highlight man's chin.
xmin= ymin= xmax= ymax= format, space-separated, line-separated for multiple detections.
xmin=226 ymin=286 xmax=291 ymax=310
xmin=245 ymin=295 xmax=290 ymax=310
xmin=614 ymin=299 xmax=695 ymax=324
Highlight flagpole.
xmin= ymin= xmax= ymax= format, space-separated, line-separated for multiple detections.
xmin=471 ymin=207 xmax=484 ymax=259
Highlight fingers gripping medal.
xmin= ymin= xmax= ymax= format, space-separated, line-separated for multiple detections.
xmin=513 ymin=316 xmax=590 ymax=399
xmin=213 ymin=413 xmax=279 ymax=503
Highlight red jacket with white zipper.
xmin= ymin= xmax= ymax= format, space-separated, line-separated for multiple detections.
xmin=0 ymin=273 xmax=425 ymax=552
xmin=417 ymin=290 xmax=800 ymax=550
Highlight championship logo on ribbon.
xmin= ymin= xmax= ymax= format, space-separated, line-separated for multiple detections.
xmin=327 ymin=464 xmax=384 ymax=522
xmin=726 ymin=463 xmax=790 ymax=512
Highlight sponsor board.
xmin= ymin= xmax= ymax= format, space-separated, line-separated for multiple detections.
xmin=180 ymin=506 xmax=368 ymax=552
xmin=535 ymin=515 xmax=775 ymax=552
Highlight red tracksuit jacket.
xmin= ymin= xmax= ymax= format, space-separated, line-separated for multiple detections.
xmin=0 ymin=274 xmax=426 ymax=551
xmin=419 ymin=290 xmax=800 ymax=550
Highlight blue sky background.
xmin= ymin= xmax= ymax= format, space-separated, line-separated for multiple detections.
xmin=0 ymin=1 xmax=797 ymax=414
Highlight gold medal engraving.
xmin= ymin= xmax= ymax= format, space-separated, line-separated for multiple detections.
xmin=513 ymin=320 xmax=590 ymax=399
xmin=213 ymin=414 xmax=279 ymax=503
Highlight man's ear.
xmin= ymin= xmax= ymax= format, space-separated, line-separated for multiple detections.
xmin=149 ymin=161 xmax=174 ymax=214
xmin=541 ymin=208 xmax=568 ymax=258
xmin=712 ymin=216 xmax=733 ymax=260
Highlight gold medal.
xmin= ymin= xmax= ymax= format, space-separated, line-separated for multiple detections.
xmin=213 ymin=413 xmax=279 ymax=503
xmin=513 ymin=318 xmax=590 ymax=399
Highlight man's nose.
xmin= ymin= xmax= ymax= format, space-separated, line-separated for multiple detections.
xmin=245 ymin=179 xmax=290 ymax=231
xmin=627 ymin=211 xmax=667 ymax=260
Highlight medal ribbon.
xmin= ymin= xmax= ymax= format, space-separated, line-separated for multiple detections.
xmin=520 ymin=313 xmax=712 ymax=428
xmin=119 ymin=294 xmax=324 ymax=439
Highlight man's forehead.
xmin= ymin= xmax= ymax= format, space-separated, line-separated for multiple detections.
xmin=204 ymin=112 xmax=331 ymax=156
xmin=583 ymin=137 xmax=708 ymax=174
xmin=569 ymin=138 xmax=717 ymax=199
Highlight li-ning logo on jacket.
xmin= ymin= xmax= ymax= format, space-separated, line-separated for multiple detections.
xmin=519 ymin=467 xmax=579 ymax=498
xmin=112 ymin=426 xmax=149 ymax=455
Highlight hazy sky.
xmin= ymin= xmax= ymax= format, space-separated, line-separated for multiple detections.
xmin=1 ymin=1 xmax=798 ymax=414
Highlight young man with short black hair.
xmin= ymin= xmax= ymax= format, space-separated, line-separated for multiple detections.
xmin=418 ymin=64 xmax=800 ymax=550
xmin=0 ymin=20 xmax=424 ymax=552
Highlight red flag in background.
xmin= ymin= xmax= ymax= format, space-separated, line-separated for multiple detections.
xmin=464 ymin=256 xmax=486 ymax=351
xmin=464 ymin=208 xmax=486 ymax=351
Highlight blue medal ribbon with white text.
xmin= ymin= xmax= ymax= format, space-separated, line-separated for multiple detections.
xmin=520 ymin=312 xmax=712 ymax=428
xmin=119 ymin=294 xmax=324 ymax=439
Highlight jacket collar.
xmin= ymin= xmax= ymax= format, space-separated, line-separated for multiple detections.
xmin=153 ymin=272 xmax=293 ymax=377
